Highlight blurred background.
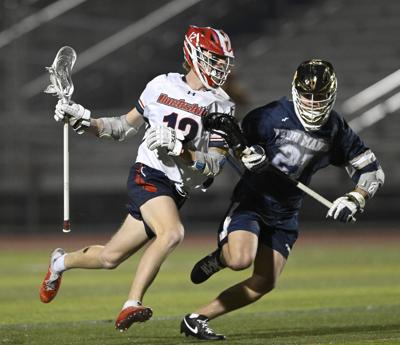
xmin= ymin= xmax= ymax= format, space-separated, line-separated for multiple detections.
xmin=0 ymin=0 xmax=399 ymax=235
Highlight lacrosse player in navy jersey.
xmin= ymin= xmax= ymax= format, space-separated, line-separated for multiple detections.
xmin=180 ymin=59 xmax=385 ymax=340
xmin=39 ymin=25 xmax=236 ymax=332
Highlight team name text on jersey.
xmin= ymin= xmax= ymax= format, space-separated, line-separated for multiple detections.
xmin=157 ymin=93 xmax=207 ymax=117
xmin=274 ymin=129 xmax=329 ymax=152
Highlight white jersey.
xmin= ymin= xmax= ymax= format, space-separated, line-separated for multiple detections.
xmin=135 ymin=73 xmax=235 ymax=192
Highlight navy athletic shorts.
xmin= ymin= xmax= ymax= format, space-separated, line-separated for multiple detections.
xmin=126 ymin=163 xmax=187 ymax=238
xmin=218 ymin=202 xmax=299 ymax=259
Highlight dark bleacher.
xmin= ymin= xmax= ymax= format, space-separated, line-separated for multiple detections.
xmin=1 ymin=0 xmax=399 ymax=232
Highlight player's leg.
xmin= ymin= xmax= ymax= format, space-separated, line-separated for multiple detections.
xmin=199 ymin=244 xmax=286 ymax=318
xmin=181 ymin=244 xmax=286 ymax=340
xmin=39 ymin=214 xmax=149 ymax=303
xmin=127 ymin=195 xmax=184 ymax=300
xmin=115 ymin=163 xmax=188 ymax=331
xmin=220 ymin=230 xmax=258 ymax=270
xmin=115 ymin=195 xmax=185 ymax=331
xmin=191 ymin=209 xmax=259 ymax=284
xmin=196 ymin=225 xmax=297 ymax=318
xmin=65 ymin=214 xmax=149 ymax=269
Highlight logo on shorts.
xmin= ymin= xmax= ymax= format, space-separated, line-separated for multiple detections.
xmin=285 ymin=243 xmax=291 ymax=253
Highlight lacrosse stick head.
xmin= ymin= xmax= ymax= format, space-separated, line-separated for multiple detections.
xmin=44 ymin=46 xmax=77 ymax=101
xmin=202 ymin=108 xmax=246 ymax=150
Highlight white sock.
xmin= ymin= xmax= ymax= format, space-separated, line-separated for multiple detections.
xmin=189 ymin=313 xmax=199 ymax=318
xmin=53 ymin=254 xmax=67 ymax=273
xmin=122 ymin=299 xmax=142 ymax=310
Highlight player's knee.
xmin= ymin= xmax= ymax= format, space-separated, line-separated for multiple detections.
xmin=156 ymin=224 xmax=185 ymax=248
xmin=251 ymin=276 xmax=276 ymax=295
xmin=99 ymin=252 xmax=122 ymax=269
xmin=227 ymin=253 xmax=254 ymax=271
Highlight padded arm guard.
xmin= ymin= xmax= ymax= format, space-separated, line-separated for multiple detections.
xmin=98 ymin=115 xmax=138 ymax=141
xmin=346 ymin=149 xmax=385 ymax=198
xmin=191 ymin=150 xmax=226 ymax=177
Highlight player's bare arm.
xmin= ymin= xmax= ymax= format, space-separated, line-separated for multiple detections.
xmin=354 ymin=187 xmax=368 ymax=199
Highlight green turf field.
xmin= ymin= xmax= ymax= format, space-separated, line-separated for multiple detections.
xmin=1 ymin=236 xmax=399 ymax=345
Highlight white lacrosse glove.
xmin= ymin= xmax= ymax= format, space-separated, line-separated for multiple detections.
xmin=241 ymin=145 xmax=268 ymax=173
xmin=146 ymin=125 xmax=185 ymax=156
xmin=326 ymin=191 xmax=365 ymax=223
xmin=54 ymin=100 xmax=91 ymax=134
xmin=54 ymin=99 xmax=68 ymax=122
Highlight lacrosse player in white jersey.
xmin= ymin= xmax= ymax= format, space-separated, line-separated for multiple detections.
xmin=39 ymin=25 xmax=235 ymax=332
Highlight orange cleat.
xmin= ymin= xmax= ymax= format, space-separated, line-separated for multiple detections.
xmin=39 ymin=248 xmax=66 ymax=303
xmin=115 ymin=305 xmax=153 ymax=332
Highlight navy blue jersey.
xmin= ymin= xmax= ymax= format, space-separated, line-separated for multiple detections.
xmin=234 ymin=97 xmax=370 ymax=222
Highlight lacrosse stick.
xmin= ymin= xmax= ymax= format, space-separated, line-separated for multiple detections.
xmin=202 ymin=111 xmax=334 ymax=209
xmin=44 ymin=46 xmax=77 ymax=233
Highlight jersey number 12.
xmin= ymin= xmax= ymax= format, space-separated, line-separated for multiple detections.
xmin=163 ymin=113 xmax=198 ymax=142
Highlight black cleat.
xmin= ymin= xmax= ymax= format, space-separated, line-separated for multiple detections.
xmin=181 ymin=314 xmax=225 ymax=341
xmin=190 ymin=249 xmax=225 ymax=284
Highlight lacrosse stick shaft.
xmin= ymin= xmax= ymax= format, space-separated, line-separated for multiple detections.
xmin=226 ymin=154 xmax=333 ymax=209
xmin=262 ymin=160 xmax=334 ymax=209
xmin=44 ymin=46 xmax=76 ymax=233
xmin=63 ymin=121 xmax=71 ymax=232
xmin=292 ymin=179 xmax=333 ymax=208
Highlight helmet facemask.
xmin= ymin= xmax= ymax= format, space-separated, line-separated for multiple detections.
xmin=292 ymin=60 xmax=337 ymax=131
xmin=196 ymin=48 xmax=233 ymax=87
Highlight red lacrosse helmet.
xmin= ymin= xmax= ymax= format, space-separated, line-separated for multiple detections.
xmin=183 ymin=25 xmax=234 ymax=89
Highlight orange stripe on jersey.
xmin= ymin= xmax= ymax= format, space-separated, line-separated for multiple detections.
xmin=134 ymin=166 xmax=157 ymax=193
